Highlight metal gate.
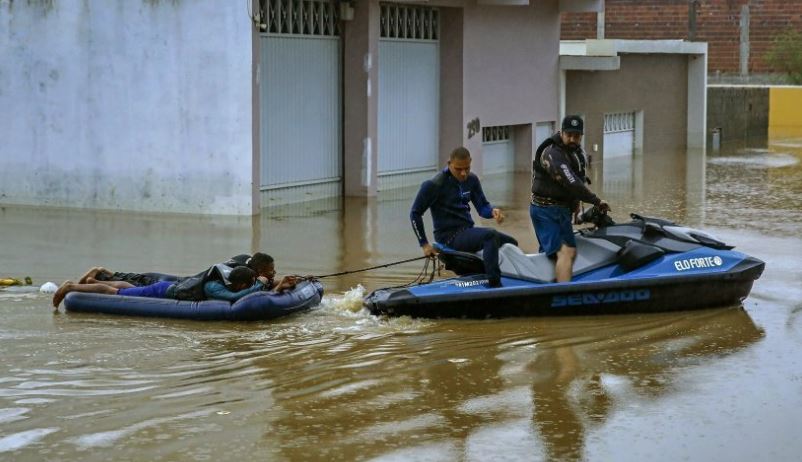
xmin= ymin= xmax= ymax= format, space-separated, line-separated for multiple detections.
xmin=260 ymin=0 xmax=341 ymax=204
xmin=603 ymin=112 xmax=636 ymax=192
xmin=377 ymin=4 xmax=440 ymax=189
xmin=482 ymin=126 xmax=514 ymax=174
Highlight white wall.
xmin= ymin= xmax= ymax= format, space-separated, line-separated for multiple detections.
xmin=0 ymin=0 xmax=254 ymax=215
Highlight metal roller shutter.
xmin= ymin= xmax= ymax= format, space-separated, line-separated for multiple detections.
xmin=378 ymin=4 xmax=440 ymax=190
xmin=260 ymin=0 xmax=341 ymax=205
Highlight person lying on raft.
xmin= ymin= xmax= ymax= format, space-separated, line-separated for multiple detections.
xmin=76 ymin=252 xmax=295 ymax=293
xmin=53 ymin=266 xmax=288 ymax=308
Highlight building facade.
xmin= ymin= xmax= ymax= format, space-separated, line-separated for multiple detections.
xmin=0 ymin=0 xmax=613 ymax=215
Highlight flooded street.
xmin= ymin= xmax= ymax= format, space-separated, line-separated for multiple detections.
xmin=2 ymin=138 xmax=802 ymax=461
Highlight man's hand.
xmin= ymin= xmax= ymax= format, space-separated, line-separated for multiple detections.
xmin=492 ymin=208 xmax=505 ymax=224
xmin=257 ymin=275 xmax=270 ymax=285
xmin=598 ymin=200 xmax=611 ymax=213
xmin=274 ymin=275 xmax=297 ymax=293
xmin=422 ymin=243 xmax=438 ymax=258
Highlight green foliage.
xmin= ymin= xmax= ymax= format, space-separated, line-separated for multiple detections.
xmin=766 ymin=30 xmax=802 ymax=85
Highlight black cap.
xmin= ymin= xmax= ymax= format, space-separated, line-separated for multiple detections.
xmin=561 ymin=115 xmax=584 ymax=134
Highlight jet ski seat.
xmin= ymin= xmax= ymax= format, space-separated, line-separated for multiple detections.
xmin=497 ymin=237 xmax=621 ymax=282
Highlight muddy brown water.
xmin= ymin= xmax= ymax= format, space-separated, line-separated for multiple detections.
xmin=1 ymin=138 xmax=801 ymax=461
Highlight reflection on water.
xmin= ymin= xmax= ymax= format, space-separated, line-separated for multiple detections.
xmin=1 ymin=136 xmax=802 ymax=460
xmin=255 ymin=308 xmax=763 ymax=461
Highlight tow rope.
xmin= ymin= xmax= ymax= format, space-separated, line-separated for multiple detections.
xmin=297 ymin=255 xmax=441 ymax=288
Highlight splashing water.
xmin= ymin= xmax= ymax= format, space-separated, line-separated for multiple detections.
xmin=319 ymin=285 xmax=368 ymax=315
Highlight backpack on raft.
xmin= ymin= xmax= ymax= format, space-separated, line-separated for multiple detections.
xmin=171 ymin=256 xmax=251 ymax=301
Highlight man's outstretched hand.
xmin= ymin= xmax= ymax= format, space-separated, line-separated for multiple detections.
xmin=598 ymin=200 xmax=611 ymax=213
xmin=492 ymin=208 xmax=505 ymax=224
xmin=274 ymin=275 xmax=297 ymax=293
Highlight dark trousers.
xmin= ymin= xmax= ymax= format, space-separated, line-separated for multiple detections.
xmin=450 ymin=227 xmax=518 ymax=283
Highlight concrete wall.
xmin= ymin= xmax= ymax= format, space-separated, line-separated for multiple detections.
xmin=438 ymin=7 xmax=465 ymax=170
xmin=343 ymin=0 xmax=380 ymax=197
xmin=462 ymin=2 xmax=560 ymax=128
xmin=0 ymin=0 xmax=254 ymax=215
xmin=565 ymin=54 xmax=689 ymax=155
xmin=459 ymin=1 xmax=561 ymax=171
xmin=707 ymin=86 xmax=769 ymax=147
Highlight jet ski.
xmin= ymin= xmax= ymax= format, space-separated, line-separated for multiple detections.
xmin=364 ymin=208 xmax=765 ymax=318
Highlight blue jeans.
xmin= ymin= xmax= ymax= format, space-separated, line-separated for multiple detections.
xmin=529 ymin=204 xmax=576 ymax=257
xmin=450 ymin=227 xmax=518 ymax=284
xmin=117 ymin=281 xmax=174 ymax=298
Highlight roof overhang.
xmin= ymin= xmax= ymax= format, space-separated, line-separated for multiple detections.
xmin=477 ymin=0 xmax=530 ymax=5
xmin=559 ymin=0 xmax=603 ymax=13
xmin=562 ymin=39 xmax=708 ymax=57
xmin=560 ymin=55 xmax=620 ymax=71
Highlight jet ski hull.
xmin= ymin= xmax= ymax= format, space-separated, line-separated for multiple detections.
xmin=365 ymin=254 xmax=764 ymax=318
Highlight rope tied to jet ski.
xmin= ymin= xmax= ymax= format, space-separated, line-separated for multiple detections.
xmin=296 ymin=255 xmax=442 ymax=287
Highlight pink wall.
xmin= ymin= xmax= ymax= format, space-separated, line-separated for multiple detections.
xmin=454 ymin=1 xmax=561 ymax=170
xmin=463 ymin=2 xmax=561 ymax=127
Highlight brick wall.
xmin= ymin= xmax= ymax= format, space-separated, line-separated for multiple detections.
xmin=561 ymin=0 xmax=802 ymax=75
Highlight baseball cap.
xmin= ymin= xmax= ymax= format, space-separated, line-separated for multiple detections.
xmin=561 ymin=115 xmax=584 ymax=134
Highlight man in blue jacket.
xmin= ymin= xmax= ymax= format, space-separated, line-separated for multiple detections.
xmin=410 ymin=146 xmax=518 ymax=287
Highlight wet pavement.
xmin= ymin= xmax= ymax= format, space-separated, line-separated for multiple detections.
xmin=1 ymin=137 xmax=801 ymax=461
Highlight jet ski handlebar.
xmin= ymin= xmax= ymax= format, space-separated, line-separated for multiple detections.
xmin=579 ymin=205 xmax=615 ymax=228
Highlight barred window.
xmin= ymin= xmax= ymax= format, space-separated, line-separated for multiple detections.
xmin=260 ymin=0 xmax=340 ymax=36
xmin=380 ymin=4 xmax=439 ymax=40
xmin=482 ymin=125 xmax=512 ymax=143
xmin=603 ymin=112 xmax=635 ymax=134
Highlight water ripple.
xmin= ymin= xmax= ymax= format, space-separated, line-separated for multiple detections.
xmin=0 ymin=407 xmax=29 ymax=424
xmin=68 ymin=410 xmax=214 ymax=449
xmin=0 ymin=428 xmax=59 ymax=453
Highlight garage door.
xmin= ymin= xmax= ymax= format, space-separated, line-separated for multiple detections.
xmin=603 ymin=112 xmax=635 ymax=192
xmin=378 ymin=4 xmax=439 ymax=189
xmin=260 ymin=0 xmax=341 ymax=204
xmin=482 ymin=126 xmax=514 ymax=174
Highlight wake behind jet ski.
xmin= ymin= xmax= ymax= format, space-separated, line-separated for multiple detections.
xmin=364 ymin=209 xmax=765 ymax=318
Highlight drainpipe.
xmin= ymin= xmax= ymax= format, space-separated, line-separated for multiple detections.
xmin=596 ymin=9 xmax=604 ymax=40
xmin=688 ymin=0 xmax=699 ymax=41
xmin=740 ymin=4 xmax=750 ymax=78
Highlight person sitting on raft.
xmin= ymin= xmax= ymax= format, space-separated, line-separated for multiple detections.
xmin=53 ymin=266 xmax=284 ymax=308
xmin=77 ymin=252 xmax=295 ymax=294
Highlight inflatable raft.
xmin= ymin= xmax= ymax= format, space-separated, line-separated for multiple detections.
xmin=63 ymin=279 xmax=324 ymax=321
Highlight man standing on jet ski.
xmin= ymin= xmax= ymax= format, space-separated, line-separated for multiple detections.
xmin=531 ymin=115 xmax=610 ymax=282
xmin=410 ymin=147 xmax=518 ymax=288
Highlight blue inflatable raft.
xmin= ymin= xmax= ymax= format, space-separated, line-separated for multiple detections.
xmin=63 ymin=279 xmax=324 ymax=321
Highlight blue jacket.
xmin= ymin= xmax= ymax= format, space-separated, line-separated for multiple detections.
xmin=203 ymin=280 xmax=266 ymax=302
xmin=410 ymin=168 xmax=495 ymax=245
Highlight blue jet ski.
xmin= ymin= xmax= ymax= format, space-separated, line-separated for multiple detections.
xmin=364 ymin=209 xmax=765 ymax=318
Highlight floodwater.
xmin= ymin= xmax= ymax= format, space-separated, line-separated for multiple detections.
xmin=1 ymin=137 xmax=802 ymax=462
